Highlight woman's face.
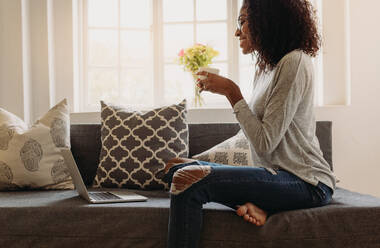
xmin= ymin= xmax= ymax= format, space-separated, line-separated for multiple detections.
xmin=235 ymin=6 xmax=254 ymax=54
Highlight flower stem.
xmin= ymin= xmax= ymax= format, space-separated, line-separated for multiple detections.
xmin=192 ymin=73 xmax=204 ymax=107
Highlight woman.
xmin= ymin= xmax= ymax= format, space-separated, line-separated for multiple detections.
xmin=164 ymin=0 xmax=336 ymax=247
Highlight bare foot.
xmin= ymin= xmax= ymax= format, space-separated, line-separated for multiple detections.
xmin=164 ymin=157 xmax=197 ymax=174
xmin=236 ymin=203 xmax=267 ymax=226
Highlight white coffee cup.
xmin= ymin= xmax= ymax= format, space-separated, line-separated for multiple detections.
xmin=197 ymin=67 xmax=220 ymax=80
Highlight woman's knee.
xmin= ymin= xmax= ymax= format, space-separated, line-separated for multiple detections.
xmin=170 ymin=165 xmax=211 ymax=195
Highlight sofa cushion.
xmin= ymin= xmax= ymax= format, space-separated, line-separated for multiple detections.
xmin=93 ymin=100 xmax=188 ymax=190
xmin=0 ymin=99 xmax=73 ymax=190
xmin=192 ymin=130 xmax=253 ymax=166
xmin=0 ymin=187 xmax=379 ymax=248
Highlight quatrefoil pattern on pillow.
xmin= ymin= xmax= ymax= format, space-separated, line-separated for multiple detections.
xmin=93 ymin=100 xmax=188 ymax=190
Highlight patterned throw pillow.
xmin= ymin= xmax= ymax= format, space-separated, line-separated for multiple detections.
xmin=192 ymin=130 xmax=254 ymax=166
xmin=93 ymin=100 xmax=188 ymax=190
xmin=0 ymin=99 xmax=74 ymax=190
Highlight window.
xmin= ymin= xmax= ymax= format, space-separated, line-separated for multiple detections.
xmin=80 ymin=0 xmax=253 ymax=111
xmin=83 ymin=0 xmax=154 ymax=111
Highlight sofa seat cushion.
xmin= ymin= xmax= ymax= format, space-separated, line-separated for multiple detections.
xmin=1 ymin=188 xmax=380 ymax=248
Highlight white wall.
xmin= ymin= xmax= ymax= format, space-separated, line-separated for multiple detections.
xmin=1 ymin=0 xmax=380 ymax=197
xmin=315 ymin=0 xmax=380 ymax=197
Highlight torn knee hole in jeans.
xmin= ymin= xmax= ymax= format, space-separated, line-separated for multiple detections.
xmin=170 ymin=165 xmax=211 ymax=195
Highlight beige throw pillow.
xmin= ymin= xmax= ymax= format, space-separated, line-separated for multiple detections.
xmin=0 ymin=99 xmax=74 ymax=190
xmin=192 ymin=130 xmax=254 ymax=166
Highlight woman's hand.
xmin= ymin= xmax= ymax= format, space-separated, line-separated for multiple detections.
xmin=164 ymin=157 xmax=197 ymax=174
xmin=196 ymin=71 xmax=244 ymax=107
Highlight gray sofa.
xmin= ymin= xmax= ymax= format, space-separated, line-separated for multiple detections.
xmin=1 ymin=122 xmax=380 ymax=248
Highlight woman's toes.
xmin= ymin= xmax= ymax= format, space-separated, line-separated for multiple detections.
xmin=246 ymin=203 xmax=267 ymax=225
xmin=243 ymin=214 xmax=250 ymax=221
xmin=236 ymin=205 xmax=248 ymax=217
xmin=249 ymin=216 xmax=256 ymax=224
xmin=237 ymin=202 xmax=267 ymax=226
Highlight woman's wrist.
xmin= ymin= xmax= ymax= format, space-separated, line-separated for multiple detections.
xmin=226 ymin=85 xmax=244 ymax=107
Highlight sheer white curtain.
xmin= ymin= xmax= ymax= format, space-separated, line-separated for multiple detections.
xmin=0 ymin=0 xmax=76 ymax=125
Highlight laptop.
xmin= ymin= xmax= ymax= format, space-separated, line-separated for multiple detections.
xmin=61 ymin=148 xmax=148 ymax=204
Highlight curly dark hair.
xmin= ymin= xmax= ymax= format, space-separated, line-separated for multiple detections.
xmin=243 ymin=0 xmax=321 ymax=74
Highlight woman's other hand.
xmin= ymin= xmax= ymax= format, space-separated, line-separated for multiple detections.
xmin=164 ymin=157 xmax=197 ymax=174
xmin=196 ymin=71 xmax=244 ymax=107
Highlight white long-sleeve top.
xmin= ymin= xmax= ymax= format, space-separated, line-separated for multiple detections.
xmin=233 ymin=50 xmax=336 ymax=190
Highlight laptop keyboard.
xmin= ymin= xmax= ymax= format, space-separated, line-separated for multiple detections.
xmin=89 ymin=192 xmax=121 ymax=201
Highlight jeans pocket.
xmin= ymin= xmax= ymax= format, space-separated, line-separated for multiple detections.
xmin=309 ymin=183 xmax=332 ymax=206
xmin=315 ymin=187 xmax=327 ymax=201
xmin=318 ymin=183 xmax=333 ymax=205
xmin=264 ymin=168 xmax=278 ymax=175
xmin=306 ymin=184 xmax=322 ymax=206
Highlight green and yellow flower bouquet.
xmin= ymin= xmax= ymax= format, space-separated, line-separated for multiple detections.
xmin=178 ymin=43 xmax=219 ymax=107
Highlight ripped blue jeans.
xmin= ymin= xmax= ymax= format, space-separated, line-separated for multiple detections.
xmin=163 ymin=161 xmax=333 ymax=248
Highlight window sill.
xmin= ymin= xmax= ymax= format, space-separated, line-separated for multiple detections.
xmin=70 ymin=105 xmax=350 ymax=124
xmin=70 ymin=108 xmax=237 ymax=124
